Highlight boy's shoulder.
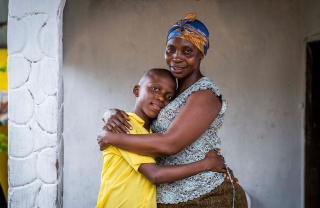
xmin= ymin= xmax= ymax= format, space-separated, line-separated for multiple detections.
xmin=126 ymin=112 xmax=150 ymax=135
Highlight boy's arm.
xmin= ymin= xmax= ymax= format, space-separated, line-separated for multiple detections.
xmin=138 ymin=150 xmax=226 ymax=185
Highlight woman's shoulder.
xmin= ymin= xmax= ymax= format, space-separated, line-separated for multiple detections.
xmin=188 ymin=77 xmax=222 ymax=97
xmin=189 ymin=77 xmax=228 ymax=115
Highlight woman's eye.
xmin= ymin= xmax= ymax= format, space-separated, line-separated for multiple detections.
xmin=166 ymin=47 xmax=175 ymax=53
xmin=184 ymin=48 xmax=192 ymax=54
xmin=152 ymin=87 xmax=159 ymax=91
xmin=166 ymin=95 xmax=173 ymax=100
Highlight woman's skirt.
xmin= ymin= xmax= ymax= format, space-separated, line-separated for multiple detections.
xmin=157 ymin=179 xmax=248 ymax=208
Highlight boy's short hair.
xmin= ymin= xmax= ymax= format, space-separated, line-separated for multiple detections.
xmin=139 ymin=68 xmax=176 ymax=86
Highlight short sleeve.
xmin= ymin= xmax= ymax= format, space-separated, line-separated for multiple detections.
xmin=117 ymin=115 xmax=156 ymax=172
xmin=119 ymin=149 xmax=156 ymax=172
xmin=183 ymin=77 xmax=228 ymax=115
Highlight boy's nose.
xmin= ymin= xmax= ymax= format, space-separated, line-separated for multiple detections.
xmin=156 ymin=93 xmax=165 ymax=102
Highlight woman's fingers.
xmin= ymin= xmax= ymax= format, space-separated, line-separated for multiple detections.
xmin=106 ymin=124 xmax=114 ymax=132
xmin=103 ymin=109 xmax=132 ymax=133
xmin=97 ymin=130 xmax=110 ymax=151
xmin=114 ymin=112 xmax=132 ymax=133
xmin=106 ymin=123 xmax=120 ymax=133
xmin=102 ymin=109 xmax=117 ymax=122
xmin=120 ymin=110 xmax=131 ymax=121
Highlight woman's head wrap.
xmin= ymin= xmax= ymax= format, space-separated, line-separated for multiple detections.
xmin=167 ymin=13 xmax=210 ymax=55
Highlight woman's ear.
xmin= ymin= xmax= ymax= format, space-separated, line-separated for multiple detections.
xmin=200 ymin=53 xmax=204 ymax=60
xmin=133 ymin=85 xmax=140 ymax=97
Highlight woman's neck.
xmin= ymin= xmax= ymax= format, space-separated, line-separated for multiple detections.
xmin=176 ymin=72 xmax=203 ymax=96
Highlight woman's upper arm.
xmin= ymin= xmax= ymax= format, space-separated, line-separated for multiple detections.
xmin=162 ymin=89 xmax=222 ymax=154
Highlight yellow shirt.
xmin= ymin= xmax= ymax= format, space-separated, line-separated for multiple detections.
xmin=96 ymin=113 xmax=156 ymax=208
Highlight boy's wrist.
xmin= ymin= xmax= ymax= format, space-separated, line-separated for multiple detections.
xmin=201 ymin=158 xmax=211 ymax=171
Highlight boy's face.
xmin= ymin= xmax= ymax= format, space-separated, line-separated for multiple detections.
xmin=134 ymin=72 xmax=176 ymax=120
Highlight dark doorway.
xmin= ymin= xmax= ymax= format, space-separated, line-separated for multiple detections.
xmin=305 ymin=40 xmax=320 ymax=208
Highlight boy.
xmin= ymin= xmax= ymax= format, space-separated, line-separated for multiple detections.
xmin=96 ymin=68 xmax=224 ymax=208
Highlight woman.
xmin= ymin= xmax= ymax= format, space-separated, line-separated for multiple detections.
xmin=98 ymin=13 xmax=247 ymax=208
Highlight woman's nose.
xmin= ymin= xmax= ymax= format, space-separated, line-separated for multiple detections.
xmin=172 ymin=51 xmax=182 ymax=61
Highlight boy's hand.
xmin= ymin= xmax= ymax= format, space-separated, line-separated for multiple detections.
xmin=224 ymin=168 xmax=239 ymax=184
xmin=204 ymin=150 xmax=239 ymax=183
xmin=102 ymin=109 xmax=132 ymax=134
xmin=204 ymin=150 xmax=226 ymax=173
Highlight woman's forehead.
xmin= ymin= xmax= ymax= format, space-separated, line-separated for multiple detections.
xmin=166 ymin=38 xmax=197 ymax=48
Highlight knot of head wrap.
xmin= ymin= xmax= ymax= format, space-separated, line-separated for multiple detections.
xmin=167 ymin=13 xmax=210 ymax=55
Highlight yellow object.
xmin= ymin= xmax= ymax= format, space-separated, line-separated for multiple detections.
xmin=96 ymin=113 xmax=156 ymax=208
xmin=0 ymin=49 xmax=8 ymax=91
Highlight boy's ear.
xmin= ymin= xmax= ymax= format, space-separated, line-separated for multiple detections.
xmin=133 ymin=85 xmax=140 ymax=97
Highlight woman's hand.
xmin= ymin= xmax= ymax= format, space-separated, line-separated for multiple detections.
xmin=102 ymin=109 xmax=132 ymax=133
xmin=203 ymin=150 xmax=226 ymax=173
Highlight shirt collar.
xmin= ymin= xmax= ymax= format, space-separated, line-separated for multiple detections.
xmin=127 ymin=112 xmax=145 ymax=126
xmin=127 ymin=112 xmax=152 ymax=133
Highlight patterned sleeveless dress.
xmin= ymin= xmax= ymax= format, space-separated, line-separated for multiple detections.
xmin=152 ymin=77 xmax=247 ymax=208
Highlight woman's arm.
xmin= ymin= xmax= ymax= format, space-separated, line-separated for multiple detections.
xmin=138 ymin=149 xmax=226 ymax=184
xmin=98 ymin=89 xmax=221 ymax=156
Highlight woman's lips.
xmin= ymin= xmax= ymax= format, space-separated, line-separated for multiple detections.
xmin=170 ymin=66 xmax=185 ymax=73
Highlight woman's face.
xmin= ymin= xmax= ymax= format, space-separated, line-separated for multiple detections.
xmin=165 ymin=38 xmax=204 ymax=79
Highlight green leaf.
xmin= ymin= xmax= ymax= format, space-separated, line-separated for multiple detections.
xmin=0 ymin=66 xmax=6 ymax=72
xmin=0 ymin=133 xmax=8 ymax=154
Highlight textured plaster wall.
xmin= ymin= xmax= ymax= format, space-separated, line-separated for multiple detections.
xmin=63 ymin=0 xmax=304 ymax=207
xmin=7 ymin=0 xmax=65 ymax=207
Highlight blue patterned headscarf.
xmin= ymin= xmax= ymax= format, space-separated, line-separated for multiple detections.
xmin=167 ymin=13 xmax=210 ymax=55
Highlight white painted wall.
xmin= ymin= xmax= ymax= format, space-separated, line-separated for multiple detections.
xmin=63 ymin=0 xmax=305 ymax=207
xmin=7 ymin=0 xmax=65 ymax=207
